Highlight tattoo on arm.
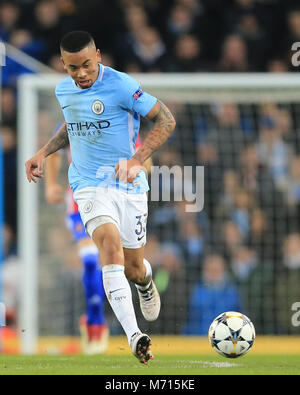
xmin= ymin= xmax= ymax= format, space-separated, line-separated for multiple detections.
xmin=43 ymin=122 xmax=69 ymax=157
xmin=133 ymin=100 xmax=176 ymax=163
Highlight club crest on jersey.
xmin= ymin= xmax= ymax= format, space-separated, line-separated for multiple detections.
xmin=83 ymin=200 xmax=93 ymax=213
xmin=92 ymin=100 xmax=105 ymax=115
xmin=133 ymin=87 xmax=144 ymax=100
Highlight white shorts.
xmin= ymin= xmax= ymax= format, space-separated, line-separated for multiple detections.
xmin=73 ymin=187 xmax=148 ymax=249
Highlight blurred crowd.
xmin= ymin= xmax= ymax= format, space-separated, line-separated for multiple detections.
xmin=2 ymin=0 xmax=300 ymax=82
xmin=141 ymin=100 xmax=300 ymax=336
xmin=2 ymin=0 xmax=300 ymax=337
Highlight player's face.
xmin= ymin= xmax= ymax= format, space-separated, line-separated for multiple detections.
xmin=61 ymin=46 xmax=101 ymax=89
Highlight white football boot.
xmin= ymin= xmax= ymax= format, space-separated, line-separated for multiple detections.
xmin=136 ymin=280 xmax=161 ymax=322
xmin=130 ymin=332 xmax=153 ymax=365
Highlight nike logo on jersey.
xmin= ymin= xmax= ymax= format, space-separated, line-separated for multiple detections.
xmin=137 ymin=235 xmax=145 ymax=241
xmin=62 ymin=105 xmax=71 ymax=110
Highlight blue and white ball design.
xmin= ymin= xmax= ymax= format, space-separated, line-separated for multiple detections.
xmin=208 ymin=311 xmax=255 ymax=358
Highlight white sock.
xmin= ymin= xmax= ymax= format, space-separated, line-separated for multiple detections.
xmin=102 ymin=264 xmax=140 ymax=344
xmin=135 ymin=259 xmax=152 ymax=291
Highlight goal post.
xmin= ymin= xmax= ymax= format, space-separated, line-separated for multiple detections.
xmin=17 ymin=72 xmax=300 ymax=354
xmin=17 ymin=77 xmax=40 ymax=354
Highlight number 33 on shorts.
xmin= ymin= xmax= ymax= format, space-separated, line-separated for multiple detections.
xmin=135 ymin=213 xmax=147 ymax=242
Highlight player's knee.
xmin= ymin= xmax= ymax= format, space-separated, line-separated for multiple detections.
xmin=105 ymin=247 xmax=123 ymax=266
xmin=102 ymin=239 xmax=124 ymax=266
xmin=92 ymin=226 xmax=123 ymax=266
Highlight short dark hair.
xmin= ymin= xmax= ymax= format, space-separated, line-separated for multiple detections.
xmin=60 ymin=31 xmax=95 ymax=53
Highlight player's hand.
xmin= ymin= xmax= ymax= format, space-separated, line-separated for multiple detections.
xmin=45 ymin=184 xmax=64 ymax=204
xmin=25 ymin=152 xmax=46 ymax=183
xmin=115 ymin=158 xmax=143 ymax=183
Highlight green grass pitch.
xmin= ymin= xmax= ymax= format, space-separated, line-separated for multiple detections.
xmin=0 ymin=354 xmax=299 ymax=375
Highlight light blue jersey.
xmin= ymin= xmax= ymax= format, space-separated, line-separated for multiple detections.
xmin=55 ymin=64 xmax=157 ymax=193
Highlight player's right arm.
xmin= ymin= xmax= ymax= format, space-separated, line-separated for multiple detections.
xmin=25 ymin=122 xmax=68 ymax=183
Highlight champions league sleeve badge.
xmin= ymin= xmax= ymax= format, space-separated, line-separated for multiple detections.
xmin=133 ymin=87 xmax=144 ymax=100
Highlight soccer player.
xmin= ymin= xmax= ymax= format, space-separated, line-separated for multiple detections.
xmin=45 ymin=147 xmax=109 ymax=355
xmin=25 ymin=31 xmax=176 ymax=364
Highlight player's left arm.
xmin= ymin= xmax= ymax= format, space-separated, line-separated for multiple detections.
xmin=134 ymin=100 xmax=176 ymax=163
xmin=115 ymin=100 xmax=176 ymax=183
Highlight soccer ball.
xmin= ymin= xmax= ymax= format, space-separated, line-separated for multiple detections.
xmin=208 ymin=311 xmax=255 ymax=358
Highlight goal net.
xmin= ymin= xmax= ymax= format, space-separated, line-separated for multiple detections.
xmin=18 ymin=73 xmax=300 ymax=354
